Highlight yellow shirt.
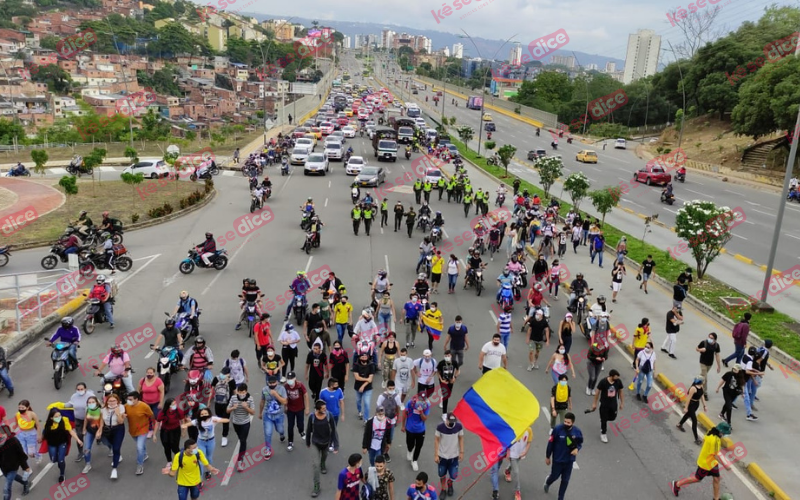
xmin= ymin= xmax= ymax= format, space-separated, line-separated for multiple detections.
xmin=633 ymin=326 xmax=650 ymax=349
xmin=422 ymin=309 xmax=443 ymax=331
xmin=431 ymin=255 xmax=444 ymax=274
xmin=334 ymin=302 xmax=353 ymax=324
xmin=171 ymin=449 xmax=210 ymax=486
xmin=16 ymin=412 xmax=36 ymax=430
xmin=697 ymin=434 xmax=721 ymax=470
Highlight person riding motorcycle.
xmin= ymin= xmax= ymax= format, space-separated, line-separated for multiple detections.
xmin=172 ymin=290 xmax=199 ymax=337
xmin=62 ymin=232 xmax=82 ymax=255
xmin=413 ymin=274 xmax=430 ymax=301
xmin=308 ymin=215 xmax=324 ymax=246
xmin=568 ymin=273 xmax=590 ymax=311
xmin=11 ymin=162 xmax=25 ymax=176
xmin=302 ymin=198 xmax=315 ymax=214
xmin=536 ymin=127 xmax=541 ymax=137
xmin=466 ymin=250 xmax=485 ymax=285
xmin=236 ymin=278 xmax=263 ymax=331
xmin=551 ymin=140 xmax=558 ymax=150
xmin=182 ymin=336 xmax=214 ymax=374
xmin=662 ymin=182 xmax=674 ymax=199
xmin=505 ymin=258 xmax=524 ymax=279
xmin=488 ymin=225 xmax=501 ymax=250
xmin=419 ymin=201 xmax=432 ymax=218
xmin=284 ymin=271 xmax=312 ymax=321
xmin=47 ymin=316 xmax=81 ymax=369
xmin=75 ymin=211 xmax=94 ymax=239
xmin=417 ymin=237 xmax=434 ymax=274
xmin=588 ymin=295 xmax=609 ymax=331
xmin=195 ymin=232 xmax=217 ymax=267
xmin=261 ymin=176 xmax=272 ymax=190
xmin=89 ymin=275 xmax=114 ymax=327
xmin=405 ymin=145 xmax=412 ymax=158
xmin=372 ymin=270 xmax=390 ymax=303
xmin=320 ymin=272 xmax=344 ymax=298
xmin=151 ymin=316 xmax=184 ymax=363
xmin=94 ymin=344 xmax=135 ymax=393
xmin=496 ymin=268 xmax=515 ymax=302
xmin=432 ymin=211 xmax=445 ymax=229
xmin=99 ymin=211 xmax=121 ymax=234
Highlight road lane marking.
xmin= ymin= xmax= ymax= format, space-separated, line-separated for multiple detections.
xmin=745 ymin=201 xmax=761 ymax=206
xmin=731 ymin=233 xmax=747 ymax=240
xmin=305 ymin=256 xmax=313 ymax=274
xmin=324 ymin=198 xmax=328 ymax=207
xmin=29 ymin=462 xmax=55 ymax=491
xmin=752 ymin=209 xmax=772 ymax=216
xmin=686 ymin=189 xmax=709 ymax=198
xmin=725 ymin=189 xmax=743 ymax=195
xmin=220 ymin=441 xmax=241 ymax=486
xmin=785 ymin=234 xmax=800 ymax=240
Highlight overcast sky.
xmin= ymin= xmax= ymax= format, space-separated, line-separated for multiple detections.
xmin=252 ymin=0 xmax=787 ymax=59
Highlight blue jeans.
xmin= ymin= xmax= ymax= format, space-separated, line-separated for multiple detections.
xmin=378 ymin=312 xmax=392 ymax=334
xmin=546 ymin=461 xmax=573 ymax=500
xmin=83 ymin=428 xmax=97 ymax=464
xmin=3 ymin=470 xmax=28 ymax=500
xmin=103 ymin=301 xmax=114 ymax=325
xmin=723 ymin=345 xmax=745 ymax=364
xmin=336 ymin=323 xmax=348 ymax=342
xmin=490 ymin=461 xmax=501 ymax=491
xmin=101 ymin=425 xmax=125 ymax=468
xmin=0 ymin=367 xmax=13 ymax=392
xmin=448 ymin=274 xmax=457 ymax=289
xmin=16 ymin=429 xmax=39 ymax=459
xmin=590 ymin=248 xmax=603 ymax=266
xmin=580 ymin=230 xmax=588 ymax=245
xmin=355 ymin=388 xmax=373 ymax=420
xmin=197 ymin=437 xmax=215 ymax=476
xmin=48 ymin=442 xmax=67 ymax=477
xmin=437 ymin=457 xmax=459 ymax=480
xmin=104 ymin=371 xmax=135 ymax=393
xmin=636 ymin=371 xmax=654 ymax=397
xmin=134 ymin=434 xmax=148 ymax=465
xmin=64 ymin=246 xmax=79 ymax=255
xmin=751 ymin=375 xmax=762 ymax=400
xmin=262 ymin=412 xmax=285 ymax=451
xmin=744 ymin=378 xmax=755 ymax=415
xmin=177 ymin=485 xmax=201 ymax=500
xmin=416 ymin=252 xmax=431 ymax=273
xmin=500 ymin=333 xmax=510 ymax=349
xmin=368 ymin=447 xmax=381 ymax=466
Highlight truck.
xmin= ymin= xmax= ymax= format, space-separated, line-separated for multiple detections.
xmin=467 ymin=96 xmax=483 ymax=110
xmin=389 ymin=117 xmax=416 ymax=131
xmin=372 ymin=127 xmax=398 ymax=162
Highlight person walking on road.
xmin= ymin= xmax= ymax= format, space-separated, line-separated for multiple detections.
xmin=545 ymin=343 xmax=575 ymax=386
xmin=634 ymin=342 xmax=656 ymax=401
xmin=610 ymin=261 xmax=625 ymax=303
xmin=380 ymin=199 xmax=389 ymax=228
xmin=0 ymin=429 xmax=32 ymax=498
xmin=550 ymin=374 xmax=572 ymax=429
xmin=638 ymin=255 xmax=656 ymax=294
xmin=544 ymin=412 xmax=582 ymax=500
xmin=697 ymin=333 xmax=721 ymax=399
xmin=661 ymin=305 xmax=683 ymax=359
xmin=503 ymin=427 xmax=532 ymax=500
xmin=401 ymin=392 xmax=431 ymax=472
xmin=434 ymin=414 xmax=464 ymax=498
xmin=479 ymin=334 xmax=507 ymax=374
xmin=362 ymin=406 xmax=391 ymax=466
xmin=284 ymin=372 xmax=309 ymax=452
xmin=166 ymin=439 xmax=220 ymax=500
xmin=227 ymin=383 xmax=256 ymax=472
xmin=677 ymin=377 xmax=706 ymax=444
xmin=716 ymin=364 xmax=744 ymax=427
xmin=591 ymin=369 xmax=623 ymax=443
xmin=405 ymin=208 xmax=417 ymax=238
xmin=632 ymin=318 xmax=651 ymax=368
xmin=307 ymin=400 xmax=339 ymax=498
xmin=722 ymin=313 xmax=751 ymax=367
xmin=394 ymin=201 xmax=405 ymax=232
xmin=670 ymin=422 xmax=732 ymax=499
xmin=352 ymin=205 xmax=363 ymax=236
xmin=125 ymin=391 xmax=155 ymax=476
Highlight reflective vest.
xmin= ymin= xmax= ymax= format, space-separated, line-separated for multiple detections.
xmin=413 ymin=181 xmax=422 ymax=191
xmin=465 ymin=185 xmax=473 ymax=194
xmin=464 ymin=195 xmax=472 ymax=204
xmin=447 ymin=180 xmax=456 ymax=191
xmin=352 ymin=208 xmax=362 ymax=219
xmin=381 ymin=201 xmax=388 ymax=212
xmin=423 ymin=183 xmax=432 ymax=192
xmin=437 ymin=179 xmax=445 ymax=188
xmin=364 ymin=209 xmax=373 ymax=220
xmin=190 ymin=347 xmax=210 ymax=370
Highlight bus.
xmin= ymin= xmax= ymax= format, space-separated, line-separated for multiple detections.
xmin=467 ymin=96 xmax=483 ymax=110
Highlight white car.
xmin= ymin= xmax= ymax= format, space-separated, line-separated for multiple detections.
xmin=325 ymin=141 xmax=344 ymax=161
xmin=329 ymin=130 xmax=346 ymax=143
xmin=296 ymin=138 xmax=315 ymax=151
xmin=346 ymin=156 xmax=366 ymax=175
xmin=122 ymin=158 xmax=171 ymax=179
xmin=342 ymin=126 xmax=356 ymax=138
xmin=615 ymin=138 xmax=627 ymax=149
xmin=424 ymin=168 xmax=442 ymax=185
xmin=290 ymin=146 xmax=311 ymax=165
xmin=304 ymin=153 xmax=330 ymax=175
xmin=414 ymin=118 xmax=426 ymax=128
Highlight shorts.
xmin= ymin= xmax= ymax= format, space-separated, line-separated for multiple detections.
xmin=437 ymin=457 xmax=459 ymax=479
xmin=528 ymin=341 xmax=544 ymax=352
xmin=694 ymin=465 xmax=720 ymax=481
xmin=397 ymin=383 xmax=412 ymax=394
xmin=642 ymin=273 xmax=651 ymax=282
xmin=431 ymin=273 xmax=442 ymax=284
xmin=612 ymin=282 xmax=622 ymax=292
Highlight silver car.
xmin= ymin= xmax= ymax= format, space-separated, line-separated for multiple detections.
xmin=325 ymin=142 xmax=344 ymax=161
xmin=290 ymin=146 xmax=311 ymax=165
xmin=355 ymin=166 xmax=385 ymax=187
xmin=304 ymin=153 xmax=330 ymax=175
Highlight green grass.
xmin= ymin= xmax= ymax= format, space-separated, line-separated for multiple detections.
xmin=449 ymin=137 xmax=800 ymax=360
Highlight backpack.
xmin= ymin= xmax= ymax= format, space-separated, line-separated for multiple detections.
xmin=360 ymin=482 xmax=376 ymax=500
xmin=640 ymin=354 xmax=653 ymax=374
xmin=382 ymin=392 xmax=399 ymax=419
xmin=177 ymin=450 xmax=200 ymax=469
xmin=214 ymin=379 xmax=231 ymax=404
xmin=225 ymin=358 xmax=245 ymax=371
xmin=593 ymin=237 xmax=603 ymax=251
xmin=555 ymin=383 xmax=569 ymax=404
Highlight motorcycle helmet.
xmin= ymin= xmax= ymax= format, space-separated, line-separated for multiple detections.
xmin=110 ymin=344 xmax=123 ymax=356
xmin=297 ymin=271 xmax=306 ymax=276
xmin=378 ymin=269 xmax=387 ymax=277
xmin=311 ymin=216 xmax=319 ymax=222
xmin=417 ymin=273 xmax=426 ymax=280
xmin=576 ymin=273 xmax=584 ymax=279
xmin=503 ymin=269 xmax=510 ymax=276
xmin=61 ymin=317 xmax=74 ymax=328
xmin=195 ymin=336 xmax=206 ymax=347
xmin=600 ymin=311 xmax=610 ymax=318
xmin=534 ymin=283 xmax=544 ymax=292
xmin=248 ymin=279 xmax=257 ymax=287
xmin=307 ymin=197 xmax=313 ymax=202
xmin=96 ymin=275 xmax=106 ymax=284
xmin=165 ymin=317 xmax=175 ymax=328
xmin=597 ymin=295 xmax=606 ymax=304
xmin=436 ymin=211 xmax=441 ymax=217
xmin=205 ymin=232 xmax=213 ymax=239
xmin=748 ymin=346 xmax=758 ymax=357
xmin=764 ymin=339 xmax=773 ymax=349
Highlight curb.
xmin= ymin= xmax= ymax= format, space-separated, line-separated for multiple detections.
xmin=2 ymin=289 xmax=89 ymax=354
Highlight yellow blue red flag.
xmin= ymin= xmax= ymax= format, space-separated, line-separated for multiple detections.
xmin=420 ymin=308 xmax=443 ymax=340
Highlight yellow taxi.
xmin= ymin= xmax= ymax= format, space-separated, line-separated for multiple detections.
xmin=310 ymin=127 xmax=322 ymax=140
xmin=483 ymin=113 xmax=493 ymax=122
xmin=348 ymin=120 xmax=360 ymax=131
xmin=345 ymin=108 xmax=353 ymax=117
xmin=576 ymin=150 xmax=598 ymax=163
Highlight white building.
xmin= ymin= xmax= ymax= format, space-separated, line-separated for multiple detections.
xmin=605 ymin=61 xmax=616 ymax=73
xmin=423 ymin=37 xmax=432 ymax=54
xmin=509 ymin=43 xmax=522 ymax=66
xmin=452 ymin=43 xmax=463 ymax=59
xmin=623 ymin=29 xmax=661 ymax=84
xmin=442 ymin=47 xmax=450 ymax=57
xmin=354 ymin=34 xmax=365 ymax=48
xmin=381 ymin=29 xmax=395 ymax=49
xmin=343 ymin=36 xmax=351 ymax=49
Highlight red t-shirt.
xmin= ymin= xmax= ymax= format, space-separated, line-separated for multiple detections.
xmin=284 ymin=382 xmax=307 ymax=413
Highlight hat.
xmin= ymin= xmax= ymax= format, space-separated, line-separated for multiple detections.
xmin=716 ymin=422 xmax=732 ymax=435
xmin=732 ymin=364 xmax=742 ymax=373
xmin=221 ymin=367 xmax=231 ymax=375
xmin=565 ymin=313 xmax=573 ymax=319
xmin=423 ymin=349 xmax=432 ymax=356
xmin=286 ymin=372 xmax=297 ymax=380
xmin=447 ymin=414 xmax=457 ymax=423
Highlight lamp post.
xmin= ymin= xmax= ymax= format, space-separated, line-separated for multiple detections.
xmin=459 ymin=31 xmax=517 ymax=156
xmin=99 ymin=26 xmax=134 ymax=150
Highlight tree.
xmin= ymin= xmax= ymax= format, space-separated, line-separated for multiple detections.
xmin=457 ymin=126 xmax=473 ymax=146
xmin=83 ymin=148 xmax=107 ymax=172
xmin=563 ymin=172 xmax=591 ymax=211
xmin=58 ymin=175 xmax=78 ymax=210
xmin=535 ymin=156 xmax=563 ymax=198
xmin=589 ymin=187 xmax=620 ymax=225
xmin=675 ymin=201 xmax=739 ymax=278
xmin=120 ymin=172 xmax=144 ymax=208
xmin=496 ymin=144 xmax=517 ymax=177
xmin=124 ymin=146 xmax=139 ymax=165
xmin=30 ymin=149 xmax=48 ymax=176
xmin=484 ymin=141 xmax=496 ymax=151
xmin=665 ymin=5 xmax=725 ymax=59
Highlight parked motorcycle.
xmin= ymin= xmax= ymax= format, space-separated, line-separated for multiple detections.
xmin=83 ymin=298 xmax=113 ymax=334
xmin=0 ymin=245 xmax=11 ymax=267
xmin=150 ymin=345 xmax=180 ymax=392
xmin=179 ymin=248 xmax=228 ymax=274
xmin=49 ymin=341 xmax=78 ymax=390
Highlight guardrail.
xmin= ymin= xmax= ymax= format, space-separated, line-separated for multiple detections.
xmin=0 ymin=269 xmax=87 ymax=335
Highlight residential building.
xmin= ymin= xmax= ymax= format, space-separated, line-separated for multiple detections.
xmin=452 ymin=43 xmax=464 ymax=59
xmin=623 ymin=29 xmax=661 ymax=84
xmin=509 ymin=43 xmax=522 ymax=66
xmin=550 ymin=55 xmax=576 ymax=68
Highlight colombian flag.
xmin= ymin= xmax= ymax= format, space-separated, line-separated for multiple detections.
xmin=421 ymin=309 xmax=444 ymax=340
xmin=453 ymin=368 xmax=539 ymax=465
xmin=39 ymin=402 xmax=77 ymax=456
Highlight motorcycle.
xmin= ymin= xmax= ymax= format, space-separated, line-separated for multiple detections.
xmin=302 ymin=229 xmax=319 ymax=254
xmin=430 ymin=225 xmax=442 ymax=245
xmin=281 ymin=159 xmax=290 ymax=176
xmin=93 ymin=366 xmax=132 ymax=403
xmin=165 ymin=311 xmax=198 ymax=341
xmin=417 ymin=214 xmax=430 ymax=232
xmin=250 ymin=189 xmax=264 ymax=213
xmin=66 ymin=156 xmax=93 ymax=177
xmin=189 ymin=160 xmax=219 ymax=181
xmin=531 ymin=305 xmax=551 ymax=321
xmin=495 ymin=193 xmax=505 ymax=207
xmin=788 ymin=187 xmax=800 ymax=203
xmin=511 ymin=273 xmax=523 ymax=301
xmin=568 ymin=289 xmax=593 ymax=339
xmin=292 ymin=294 xmax=307 ymax=325
xmin=0 ymin=245 xmax=11 ymax=267
xmin=423 ymin=253 xmax=433 ymax=279
xmin=78 ymin=246 xmax=133 ymax=276
xmin=178 ymin=248 xmax=229 ymax=274
xmin=49 ymin=341 xmax=78 ymax=390
xmin=567 ymin=137 xmax=573 ymax=144
xmin=369 ymin=281 xmax=393 ymax=309
xmin=518 ymin=264 xmax=529 ymax=289
xmin=498 ymin=282 xmax=514 ymax=311
xmin=405 ymin=149 xmax=412 ymax=160
xmin=660 ymin=191 xmax=675 ymax=205
xmin=5 ymin=165 xmax=30 ymax=177
xmin=241 ymin=300 xmax=259 ymax=337
xmin=551 ymin=142 xmax=558 ymax=151
xmin=83 ymin=297 xmax=113 ymax=334
xmin=150 ymin=345 xmax=180 ymax=392
xmin=41 ymin=243 xmax=87 ymax=270
xmin=300 ymin=210 xmax=315 ymax=230
xmin=488 ymin=237 xmax=500 ymax=259
xmin=351 ymin=187 xmax=360 ymax=205
xmin=676 ymin=169 xmax=686 ymax=183
xmin=486 ymin=154 xmax=501 ymax=166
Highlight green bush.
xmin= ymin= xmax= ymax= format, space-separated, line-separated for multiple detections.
xmin=131 ymin=213 xmax=140 ymax=223
xmin=147 ymin=207 xmax=166 ymax=218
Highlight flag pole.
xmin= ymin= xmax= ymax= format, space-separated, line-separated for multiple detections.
xmin=455 ymin=464 xmax=495 ymax=500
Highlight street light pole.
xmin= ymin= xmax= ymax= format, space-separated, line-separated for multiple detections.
xmin=259 ymin=18 xmax=294 ymax=142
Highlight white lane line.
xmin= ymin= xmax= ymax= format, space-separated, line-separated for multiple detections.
xmin=785 ymin=234 xmax=800 ymax=240
xmin=99 ymin=166 xmax=117 ymax=172
xmin=662 ymin=208 xmax=677 ymax=214
xmin=617 ymin=177 xmax=627 ymax=182
xmin=201 ymin=236 xmax=252 ymax=296
xmin=725 ymin=189 xmax=743 ymax=195
xmin=745 ymin=201 xmax=761 ymax=206
xmin=385 ymin=255 xmax=391 ymax=276
xmin=691 ymin=180 xmax=705 ymax=186
xmin=220 ymin=441 xmax=241 ymax=486
xmin=324 ymin=198 xmax=328 ymax=207
xmin=686 ymin=189 xmax=709 ymax=198
xmin=753 ymin=209 xmax=772 ymax=216
xmin=489 ymin=310 xmax=498 ymax=325
xmin=624 ymin=200 xmax=645 ymax=208
xmin=305 ymin=256 xmax=313 ymax=274
xmin=29 ymin=462 xmax=55 ymax=490
xmin=742 ymin=219 xmax=755 ymax=225
xmin=117 ymin=254 xmax=161 ymax=288
xmin=442 ymin=228 xmax=449 ymax=240
xmin=328 ymin=180 xmax=332 ymax=188
xmin=731 ymin=233 xmax=748 ymax=240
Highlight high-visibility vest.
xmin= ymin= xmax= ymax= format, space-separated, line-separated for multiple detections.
xmin=352 ymin=208 xmax=362 ymax=219
xmin=364 ymin=209 xmax=373 ymax=220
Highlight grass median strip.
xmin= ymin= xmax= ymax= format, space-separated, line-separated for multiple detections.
xmin=446 ymin=136 xmax=800 ymax=360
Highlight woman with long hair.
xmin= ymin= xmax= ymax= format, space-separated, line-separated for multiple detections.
xmin=80 ymin=395 xmax=102 ymax=474
xmin=97 ymin=393 xmax=126 ymax=479
xmin=40 ymin=407 xmax=82 ymax=483
xmin=545 ymin=343 xmax=576 ymax=385
xmin=154 ymin=397 xmax=184 ymax=469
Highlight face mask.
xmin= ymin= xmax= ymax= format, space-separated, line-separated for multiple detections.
xmin=492 ymin=341 xmax=500 ymax=346
xmin=77 ymin=390 xmax=86 ymax=396
xmin=267 ymin=351 xmax=275 ymax=356
xmin=127 ymin=400 xmax=134 ymax=406
xmin=387 ymin=389 xmax=396 ymax=395
xmin=399 ymin=355 xmax=407 ymax=361
xmin=147 ymin=374 xmax=155 ymax=379
xmin=238 ymin=394 xmax=247 ymax=401
xmin=287 ymin=380 xmax=296 ymax=387
xmin=558 ymin=349 xmax=565 ymax=354
xmin=444 ymin=356 xmax=452 ymax=362
xmin=201 ymin=414 xmax=211 ymax=421
xmin=361 ymin=359 xmax=368 ymax=364
xmin=186 ymin=449 xmax=196 ymax=455
xmin=455 ymin=323 xmax=462 ymax=328
xmin=411 ymin=298 xmax=418 ymax=303
xmin=88 ymin=403 xmax=98 ymax=410
xmin=53 ymin=416 xmax=62 ymax=423
xmin=564 ymin=424 xmax=573 ymax=431
xmin=314 ymin=328 xmax=322 ymax=333
xmin=333 ymin=347 xmax=342 ymax=353
xmin=170 ymin=404 xmax=177 ymax=411
xmin=644 ymin=348 xmax=652 ymax=354
xmin=268 ymin=385 xmax=277 ymax=390
xmin=707 ymin=338 xmax=715 ymax=344
xmin=342 ymin=300 xmax=348 ymax=303
xmin=559 ymin=381 xmax=567 ymax=386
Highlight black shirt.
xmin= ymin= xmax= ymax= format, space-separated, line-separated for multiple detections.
xmin=436 ymin=360 xmax=459 ymax=383
xmin=596 ymin=378 xmax=623 ymax=410
xmin=467 ymin=257 xmax=482 ymax=269
xmin=678 ymin=272 xmax=693 ymax=289
xmin=641 ymin=260 xmax=656 ymax=275
xmin=672 ymin=284 xmax=686 ymax=302
xmin=305 ymin=312 xmax=323 ymax=332
xmin=329 ymin=349 xmax=350 ymax=379
xmin=241 ymin=287 xmax=260 ymax=302
xmin=306 ymin=351 xmax=328 ymax=381
xmin=721 ymin=371 xmax=743 ymax=396
xmin=526 ymin=317 xmax=549 ymax=342
xmin=161 ymin=327 xmax=181 ymax=348
xmin=612 ymin=267 xmax=624 ymax=283
xmin=582 ymin=220 xmax=590 ymax=230
xmin=447 ymin=325 xmax=468 ymax=350
xmin=307 ymin=413 xmax=334 ymax=447
xmin=353 ymin=361 xmax=375 ymax=391
xmin=666 ymin=311 xmax=680 ymax=334
xmin=697 ymin=340 xmax=720 ymax=367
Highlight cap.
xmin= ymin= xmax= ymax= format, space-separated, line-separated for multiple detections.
xmin=565 ymin=313 xmax=573 ymax=319
xmin=716 ymin=422 xmax=732 ymax=435
xmin=267 ymin=375 xmax=278 ymax=383
xmin=221 ymin=367 xmax=231 ymax=375
xmin=447 ymin=414 xmax=457 ymax=422
xmin=286 ymin=372 xmax=297 ymax=380
xmin=423 ymin=349 xmax=432 ymax=356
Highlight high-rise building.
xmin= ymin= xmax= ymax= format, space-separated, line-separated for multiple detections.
xmin=381 ymin=29 xmax=395 ymax=49
xmin=354 ymin=34 xmax=365 ymax=48
xmin=343 ymin=36 xmax=351 ymax=49
xmin=586 ymin=63 xmax=598 ymax=71
xmin=623 ymin=29 xmax=661 ymax=84
xmin=605 ymin=61 xmax=616 ymax=73
xmin=423 ymin=37 xmax=432 ymax=54
xmin=550 ymin=55 xmax=576 ymax=68
xmin=452 ymin=43 xmax=464 ymax=59
xmin=509 ymin=43 xmax=522 ymax=66
xmin=442 ymin=47 xmax=450 ymax=57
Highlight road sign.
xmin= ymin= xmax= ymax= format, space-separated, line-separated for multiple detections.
xmin=265 ymin=119 xmax=275 ymax=129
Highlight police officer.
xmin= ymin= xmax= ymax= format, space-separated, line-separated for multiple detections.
xmin=446 ymin=178 xmax=456 ymax=203
xmin=351 ymin=204 xmax=363 ymax=236
xmin=463 ymin=192 xmax=473 ymax=218
xmin=394 ymin=201 xmax=405 ymax=232
xmin=437 ymin=177 xmax=446 ymax=200
xmin=474 ymin=189 xmax=484 ymax=215
xmin=405 ymin=207 xmax=417 ymax=238
xmin=413 ymin=179 xmax=423 ymax=204
xmin=380 ymin=199 xmax=389 ymax=228
xmin=363 ymin=203 xmax=374 ymax=236
xmin=423 ymin=180 xmax=433 ymax=203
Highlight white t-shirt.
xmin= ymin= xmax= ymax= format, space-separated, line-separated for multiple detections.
xmin=192 ymin=416 xmax=225 ymax=440
xmin=392 ymin=357 xmax=415 ymax=388
xmin=278 ymin=329 xmax=301 ymax=349
xmin=481 ymin=341 xmax=506 ymax=369
xmin=447 ymin=260 xmax=459 ymax=276
xmin=414 ymin=357 xmax=437 ymax=385
xmin=226 ymin=358 xmax=246 ymax=384
xmin=509 ymin=428 xmax=532 ymax=459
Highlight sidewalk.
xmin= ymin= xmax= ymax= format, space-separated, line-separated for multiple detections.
xmin=0 ymin=178 xmax=64 ymax=221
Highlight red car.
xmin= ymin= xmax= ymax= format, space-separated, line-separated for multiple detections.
xmin=292 ymin=127 xmax=308 ymax=138
xmin=633 ymin=164 xmax=672 ymax=186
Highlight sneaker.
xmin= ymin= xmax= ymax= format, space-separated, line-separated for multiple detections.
xmin=237 ymin=462 xmax=245 ymax=473
xmin=670 ymin=480 xmax=680 ymax=496
xmin=527 ymin=364 xmax=534 ymax=371
xmin=59 ymin=475 xmax=65 ymax=483
xmin=669 ymin=354 xmax=677 ymax=359
xmin=636 ymin=394 xmax=642 ymax=401
xmin=288 ymin=442 xmax=294 ymax=451
xmin=110 ymin=468 xmax=118 ymax=479
xmin=746 ymin=414 xmax=758 ymax=421
xmin=280 ymin=434 xmax=286 ymax=442
xmin=265 ymin=448 xmax=273 ymax=460
xmin=82 ymin=464 xmax=92 ymax=474
xmin=36 ymin=456 xmax=42 ymax=464
xmin=731 ymin=403 xmax=738 ymax=409
xmin=22 ymin=480 xmax=30 ymax=495
xmin=585 ymin=387 xmax=591 ymax=396
xmin=108 ymin=450 xmax=113 ymax=457
xmin=321 ymin=465 xmax=327 ymax=474
xmin=412 ymin=461 xmax=419 ymax=471
xmin=440 ymin=488 xmax=447 ymax=498
xmin=514 ymin=491 xmax=521 ymax=500
xmin=235 ymin=323 xmax=242 ymax=330
xmin=722 ymin=360 xmax=729 ymax=368
xmin=492 ymin=490 xmax=499 ymax=499
xmin=311 ymin=487 xmax=320 ymax=498
xmin=136 ymin=465 xmax=144 ymax=475
xmin=358 ymin=412 xmax=363 ymax=420
xmin=144 ymin=455 xmax=149 ymax=463
xmin=601 ymin=433 xmax=608 ymax=443
xmin=75 ymin=453 xmax=84 ymax=462
xmin=222 ymin=437 xmax=228 ymax=447
xmin=385 ymin=453 xmax=391 ymax=463
xmin=592 ymin=389 xmax=597 ymax=396
xmin=718 ymin=413 xmax=725 ymax=420
xmin=300 ymin=432 xmax=306 ymax=439
xmin=533 ymin=364 xmax=539 ymax=370
xmin=382 ymin=381 xmax=387 ymax=389
xmin=676 ymin=424 xmax=685 ymax=432
xmin=754 ymin=396 xmax=760 ymax=402
xmin=661 ymin=348 xmax=668 ymax=353
xmin=504 ymin=467 xmax=512 ymax=482
xmin=543 ymin=479 xmax=550 ymax=493
xmin=447 ymin=481 xmax=453 ymax=496
xmin=407 ymin=451 xmax=413 ymax=461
